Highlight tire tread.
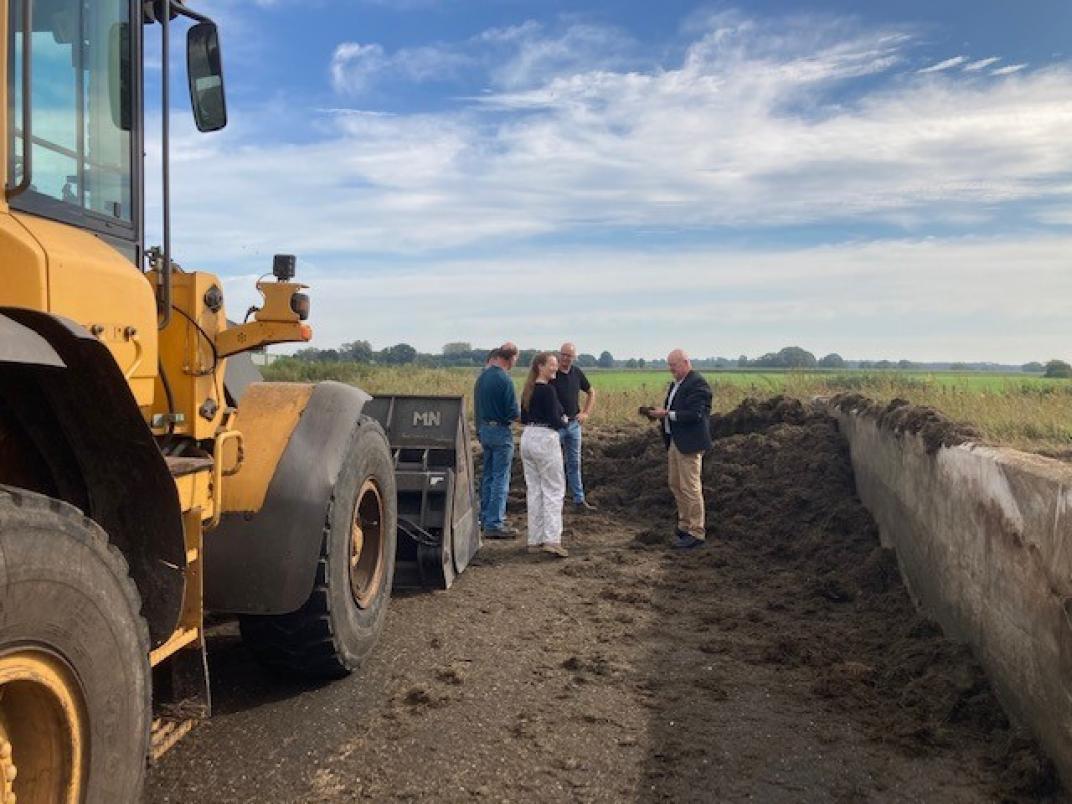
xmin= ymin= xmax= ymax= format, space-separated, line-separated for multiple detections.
xmin=240 ymin=416 xmax=392 ymax=678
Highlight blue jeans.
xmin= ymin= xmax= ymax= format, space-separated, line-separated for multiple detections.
xmin=479 ymin=424 xmax=514 ymax=530
xmin=559 ymin=419 xmax=585 ymax=503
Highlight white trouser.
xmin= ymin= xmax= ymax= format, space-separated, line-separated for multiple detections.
xmin=520 ymin=426 xmax=566 ymax=546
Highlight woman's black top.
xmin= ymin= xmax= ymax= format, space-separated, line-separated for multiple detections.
xmin=522 ymin=382 xmax=568 ymax=429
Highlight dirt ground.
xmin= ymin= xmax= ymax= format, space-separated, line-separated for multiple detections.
xmin=146 ymin=399 xmax=1062 ymax=802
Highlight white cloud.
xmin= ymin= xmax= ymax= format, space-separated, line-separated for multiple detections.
xmin=150 ymin=13 xmax=1072 ymax=359
xmin=230 ymin=234 xmax=1072 ymax=362
xmin=917 ymin=55 xmax=968 ymax=73
xmin=486 ymin=22 xmax=638 ymax=89
xmin=329 ymin=19 xmax=638 ymax=95
xmin=330 ymin=43 xmax=387 ymax=94
xmin=992 ymin=63 xmax=1028 ymax=75
xmin=330 ymin=41 xmax=472 ymax=95
xmin=159 ymin=18 xmax=1072 ymax=264
xmin=962 ymin=56 xmax=1001 ymax=72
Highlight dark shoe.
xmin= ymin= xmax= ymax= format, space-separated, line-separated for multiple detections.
xmin=574 ymin=500 xmax=598 ymax=511
xmin=671 ymin=532 xmax=706 ymax=549
xmin=484 ymin=526 xmax=517 ymax=540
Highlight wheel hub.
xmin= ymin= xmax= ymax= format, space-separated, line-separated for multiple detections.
xmin=349 ymin=479 xmax=386 ymax=609
xmin=0 ymin=650 xmax=86 ymax=804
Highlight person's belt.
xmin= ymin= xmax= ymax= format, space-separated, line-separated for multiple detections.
xmin=481 ymin=420 xmax=508 ymax=426
xmin=524 ymin=423 xmax=553 ymax=430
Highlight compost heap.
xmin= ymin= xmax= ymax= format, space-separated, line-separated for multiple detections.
xmin=574 ymin=396 xmax=1058 ymax=799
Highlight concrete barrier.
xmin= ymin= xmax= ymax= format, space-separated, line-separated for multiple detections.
xmin=827 ymin=399 xmax=1072 ymax=787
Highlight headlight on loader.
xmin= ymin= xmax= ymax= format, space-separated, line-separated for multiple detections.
xmin=290 ymin=292 xmax=311 ymax=321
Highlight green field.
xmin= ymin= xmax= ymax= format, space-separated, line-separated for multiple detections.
xmin=583 ymin=369 xmax=1058 ymax=393
xmin=262 ymin=360 xmax=1072 ymax=455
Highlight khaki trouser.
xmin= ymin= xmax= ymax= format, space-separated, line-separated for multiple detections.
xmin=667 ymin=442 xmax=705 ymax=539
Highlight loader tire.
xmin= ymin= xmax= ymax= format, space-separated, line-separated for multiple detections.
xmin=240 ymin=417 xmax=397 ymax=678
xmin=0 ymin=485 xmax=151 ymax=803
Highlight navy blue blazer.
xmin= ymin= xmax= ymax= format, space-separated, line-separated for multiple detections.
xmin=661 ymin=370 xmax=713 ymax=454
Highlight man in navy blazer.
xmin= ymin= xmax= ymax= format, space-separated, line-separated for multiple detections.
xmin=647 ymin=349 xmax=713 ymax=548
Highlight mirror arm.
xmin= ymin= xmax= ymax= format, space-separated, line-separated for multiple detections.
xmin=169 ymin=1 xmax=210 ymax=24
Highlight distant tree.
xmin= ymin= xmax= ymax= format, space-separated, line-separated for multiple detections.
xmin=380 ymin=343 xmax=417 ymax=365
xmin=1044 ymin=359 xmax=1072 ymax=379
xmin=293 ymin=346 xmax=322 ymax=362
xmin=625 ymin=358 xmax=638 ymax=369
xmin=858 ymin=361 xmax=874 ymax=370
xmin=897 ymin=359 xmax=914 ymax=370
xmin=577 ymin=353 xmax=598 ymax=368
xmin=318 ymin=349 xmax=341 ymax=363
xmin=598 ymin=350 xmax=615 ymax=369
xmin=1021 ymin=361 xmax=1044 ymax=373
xmin=637 ymin=358 xmax=647 ymax=369
xmin=777 ymin=346 xmax=817 ymax=368
xmin=949 ymin=362 xmax=969 ymax=371
xmin=737 ymin=355 xmax=749 ymax=368
xmin=874 ymin=360 xmax=894 ymax=370
xmin=342 ymin=339 xmax=373 ymax=363
xmin=442 ymin=342 xmax=472 ymax=356
xmin=818 ymin=353 xmax=845 ymax=369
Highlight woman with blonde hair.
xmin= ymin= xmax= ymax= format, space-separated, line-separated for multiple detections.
xmin=520 ymin=351 xmax=570 ymax=557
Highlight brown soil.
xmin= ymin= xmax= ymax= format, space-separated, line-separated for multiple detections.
xmin=146 ymin=399 xmax=1063 ymax=802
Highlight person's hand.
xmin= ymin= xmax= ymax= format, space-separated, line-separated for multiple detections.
xmin=576 ymin=412 xmax=589 ymax=424
xmin=649 ymin=408 xmax=669 ymax=419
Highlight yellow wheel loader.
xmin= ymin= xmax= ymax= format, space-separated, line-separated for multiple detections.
xmin=0 ymin=1 xmax=480 ymax=800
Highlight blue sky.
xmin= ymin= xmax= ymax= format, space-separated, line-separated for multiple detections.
xmin=146 ymin=1 xmax=1072 ymax=362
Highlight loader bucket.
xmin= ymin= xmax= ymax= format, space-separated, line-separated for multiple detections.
xmin=363 ymin=395 xmax=481 ymax=589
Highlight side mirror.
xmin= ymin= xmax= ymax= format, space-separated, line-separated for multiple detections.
xmin=187 ymin=21 xmax=227 ymax=132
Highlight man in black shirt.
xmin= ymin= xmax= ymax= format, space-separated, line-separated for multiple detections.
xmin=550 ymin=342 xmax=597 ymax=510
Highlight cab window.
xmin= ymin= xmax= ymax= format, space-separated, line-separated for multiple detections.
xmin=8 ymin=0 xmax=134 ymax=226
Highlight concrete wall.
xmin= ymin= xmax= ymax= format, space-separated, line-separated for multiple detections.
xmin=829 ymin=403 xmax=1072 ymax=786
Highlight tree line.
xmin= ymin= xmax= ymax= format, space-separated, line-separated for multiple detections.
xmin=287 ymin=342 xmax=1069 ymax=376
xmin=292 ymin=341 xmax=618 ymax=369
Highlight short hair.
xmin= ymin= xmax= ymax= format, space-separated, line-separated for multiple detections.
xmin=498 ymin=344 xmax=519 ymax=360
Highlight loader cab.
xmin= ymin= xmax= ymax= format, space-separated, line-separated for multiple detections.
xmin=2 ymin=0 xmax=227 ymax=411
xmin=5 ymin=0 xmax=227 ymax=264
xmin=6 ymin=0 xmax=141 ymax=262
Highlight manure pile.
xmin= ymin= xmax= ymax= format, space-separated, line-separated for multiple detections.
xmin=578 ymin=397 xmax=1059 ymax=800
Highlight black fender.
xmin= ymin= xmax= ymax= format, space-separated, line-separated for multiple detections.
xmin=204 ymin=381 xmax=374 ymax=614
xmin=0 ymin=309 xmax=185 ymax=647
xmin=0 ymin=314 xmax=65 ymax=367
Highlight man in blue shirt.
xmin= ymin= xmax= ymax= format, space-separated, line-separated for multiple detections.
xmin=474 ymin=343 xmax=520 ymax=537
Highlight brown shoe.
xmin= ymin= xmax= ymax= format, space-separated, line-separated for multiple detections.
xmin=542 ymin=544 xmax=569 ymax=558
